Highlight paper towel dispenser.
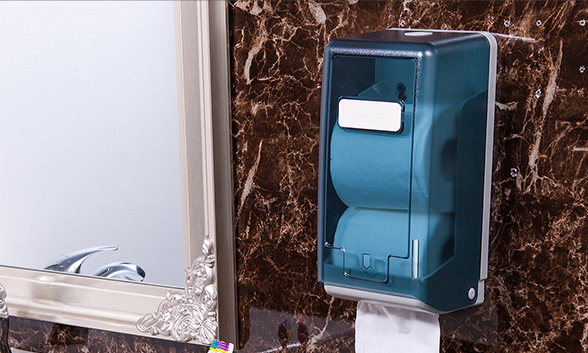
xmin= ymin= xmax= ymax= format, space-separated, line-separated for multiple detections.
xmin=317 ymin=29 xmax=497 ymax=313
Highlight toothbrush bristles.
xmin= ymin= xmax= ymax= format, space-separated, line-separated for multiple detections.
xmin=209 ymin=340 xmax=234 ymax=353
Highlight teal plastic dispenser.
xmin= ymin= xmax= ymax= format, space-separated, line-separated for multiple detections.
xmin=318 ymin=29 xmax=497 ymax=313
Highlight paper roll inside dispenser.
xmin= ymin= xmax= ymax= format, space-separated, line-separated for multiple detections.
xmin=333 ymin=206 xmax=409 ymax=282
xmin=330 ymin=103 xmax=413 ymax=210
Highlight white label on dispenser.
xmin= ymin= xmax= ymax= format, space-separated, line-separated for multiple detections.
xmin=338 ymin=99 xmax=402 ymax=132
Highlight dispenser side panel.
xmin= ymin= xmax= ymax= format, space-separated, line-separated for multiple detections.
xmin=423 ymin=35 xmax=493 ymax=311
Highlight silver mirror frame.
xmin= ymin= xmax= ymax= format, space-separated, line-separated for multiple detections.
xmin=0 ymin=1 xmax=237 ymax=346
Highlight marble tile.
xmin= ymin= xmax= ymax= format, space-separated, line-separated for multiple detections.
xmin=229 ymin=1 xmax=588 ymax=352
xmin=8 ymin=317 xmax=208 ymax=353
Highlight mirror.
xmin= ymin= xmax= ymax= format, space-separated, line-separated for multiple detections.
xmin=0 ymin=0 xmax=184 ymax=287
xmin=0 ymin=0 xmax=237 ymax=346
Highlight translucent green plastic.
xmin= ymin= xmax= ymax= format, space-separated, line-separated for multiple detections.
xmin=318 ymin=29 xmax=494 ymax=312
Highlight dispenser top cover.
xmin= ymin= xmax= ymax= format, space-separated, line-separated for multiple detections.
xmin=317 ymin=29 xmax=497 ymax=313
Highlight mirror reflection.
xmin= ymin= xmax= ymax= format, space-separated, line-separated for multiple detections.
xmin=0 ymin=1 xmax=184 ymax=287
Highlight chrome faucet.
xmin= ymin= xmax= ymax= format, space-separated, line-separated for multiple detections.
xmin=44 ymin=246 xmax=146 ymax=282
xmin=44 ymin=245 xmax=119 ymax=273
xmin=0 ymin=284 xmax=12 ymax=353
xmin=91 ymin=262 xmax=146 ymax=282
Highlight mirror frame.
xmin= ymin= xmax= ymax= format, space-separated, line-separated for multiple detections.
xmin=0 ymin=1 xmax=237 ymax=346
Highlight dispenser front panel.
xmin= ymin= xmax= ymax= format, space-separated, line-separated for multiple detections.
xmin=324 ymin=55 xmax=416 ymax=284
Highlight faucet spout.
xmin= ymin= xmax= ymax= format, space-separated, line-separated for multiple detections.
xmin=44 ymin=245 xmax=119 ymax=273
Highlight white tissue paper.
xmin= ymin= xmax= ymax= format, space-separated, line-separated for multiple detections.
xmin=355 ymin=301 xmax=440 ymax=353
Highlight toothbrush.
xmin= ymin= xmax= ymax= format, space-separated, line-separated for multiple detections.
xmin=208 ymin=340 xmax=234 ymax=353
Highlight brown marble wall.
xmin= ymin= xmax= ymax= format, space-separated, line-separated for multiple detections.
xmin=7 ymin=317 xmax=208 ymax=353
xmin=7 ymin=1 xmax=588 ymax=352
xmin=230 ymin=1 xmax=588 ymax=352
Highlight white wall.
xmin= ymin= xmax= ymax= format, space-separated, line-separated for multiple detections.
xmin=0 ymin=1 xmax=184 ymax=287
